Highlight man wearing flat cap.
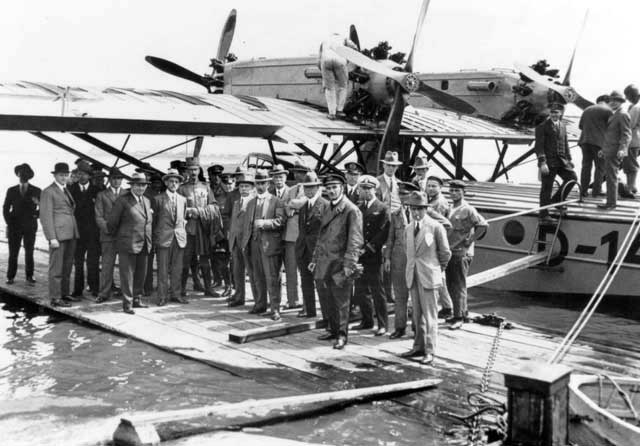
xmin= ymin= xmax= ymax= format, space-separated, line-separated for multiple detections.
xmin=3 ymin=163 xmax=41 ymax=285
xmin=152 ymin=169 xmax=188 ymax=306
xmin=108 ymin=172 xmax=153 ymax=314
xmin=534 ymin=103 xmax=577 ymax=221
xmin=94 ymin=167 xmax=127 ymax=303
xmin=69 ymin=160 xmax=101 ymax=297
xmin=598 ymin=91 xmax=632 ymax=209
xmin=344 ymin=161 xmax=364 ymax=204
xmin=310 ymin=173 xmax=363 ymax=349
xmin=40 ymin=162 xmax=80 ymax=307
xmin=353 ymin=174 xmax=390 ymax=336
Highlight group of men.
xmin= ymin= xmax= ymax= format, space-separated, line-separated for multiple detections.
xmin=535 ymin=85 xmax=639 ymax=219
xmin=3 ymin=150 xmax=488 ymax=363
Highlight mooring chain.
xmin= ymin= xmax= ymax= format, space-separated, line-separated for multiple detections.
xmin=480 ymin=321 xmax=505 ymax=393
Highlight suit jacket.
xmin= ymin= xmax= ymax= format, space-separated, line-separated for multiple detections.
xmin=579 ymin=103 xmax=613 ymax=148
xmin=249 ymin=193 xmax=285 ymax=257
xmin=3 ymin=183 xmax=41 ymax=232
xmin=69 ymin=182 xmax=100 ymax=240
xmin=405 ymin=216 xmax=451 ymax=290
xmin=95 ymin=187 xmax=127 ymax=242
xmin=268 ymin=184 xmax=290 ymax=202
xmin=107 ymin=191 xmax=153 ymax=255
xmin=376 ymin=174 xmax=401 ymax=211
xmin=358 ymin=198 xmax=389 ymax=265
xmin=534 ymin=118 xmax=571 ymax=168
xmin=296 ymin=195 xmax=330 ymax=260
xmin=39 ymin=182 xmax=79 ymax=242
xmin=312 ymin=196 xmax=363 ymax=281
xmin=603 ymin=107 xmax=632 ymax=157
xmin=152 ymin=192 xmax=187 ymax=248
xmin=282 ymin=183 xmax=306 ymax=242
xmin=228 ymin=196 xmax=253 ymax=252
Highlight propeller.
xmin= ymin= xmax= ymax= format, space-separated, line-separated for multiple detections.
xmin=216 ymin=9 xmax=237 ymax=62
xmin=563 ymin=10 xmax=589 ymax=86
xmin=349 ymin=24 xmax=360 ymax=51
xmin=145 ymin=56 xmax=215 ymax=91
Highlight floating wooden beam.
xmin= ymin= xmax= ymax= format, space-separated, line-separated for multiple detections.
xmin=228 ymin=319 xmax=328 ymax=344
xmin=467 ymin=252 xmax=547 ymax=288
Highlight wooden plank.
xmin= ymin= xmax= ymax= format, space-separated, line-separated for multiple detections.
xmin=468 ymin=252 xmax=547 ymax=288
xmin=165 ymin=432 xmax=328 ymax=446
xmin=229 ymin=319 xmax=328 ymax=343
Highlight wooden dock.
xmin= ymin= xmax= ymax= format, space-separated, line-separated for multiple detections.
xmin=1 ymin=239 xmax=639 ymax=441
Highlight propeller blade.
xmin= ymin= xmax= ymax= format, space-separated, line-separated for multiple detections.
xmin=145 ymin=56 xmax=209 ymax=89
xmin=515 ymin=62 xmax=578 ymax=103
xmin=333 ymin=46 xmax=410 ymax=88
xmin=217 ymin=9 xmax=237 ymax=61
xmin=377 ymin=87 xmax=406 ymax=174
xmin=415 ymin=82 xmax=477 ymax=115
xmin=573 ymin=93 xmax=594 ymax=110
xmin=405 ymin=0 xmax=431 ymax=73
xmin=563 ymin=10 xmax=589 ymax=86
xmin=349 ymin=24 xmax=361 ymax=51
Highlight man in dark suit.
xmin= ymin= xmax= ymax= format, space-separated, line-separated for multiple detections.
xmin=3 ymin=163 xmax=41 ymax=285
xmin=69 ymin=160 xmax=101 ymax=297
xmin=352 ymin=175 xmax=390 ymax=336
xmin=344 ymin=162 xmax=364 ymax=204
xmin=295 ymin=171 xmax=330 ymax=318
xmin=599 ymin=91 xmax=632 ymax=210
xmin=248 ymin=170 xmax=285 ymax=321
xmin=94 ymin=167 xmax=126 ymax=303
xmin=578 ymin=94 xmax=612 ymax=197
xmin=534 ymin=103 xmax=577 ymax=222
xmin=310 ymin=173 xmax=363 ymax=349
xmin=108 ymin=173 xmax=153 ymax=314
xmin=152 ymin=169 xmax=188 ymax=306
xmin=40 ymin=162 xmax=79 ymax=307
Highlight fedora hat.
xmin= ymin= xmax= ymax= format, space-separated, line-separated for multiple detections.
xmin=51 ymin=162 xmax=70 ymax=175
xmin=269 ymin=164 xmax=289 ymax=177
xmin=381 ymin=151 xmax=402 ymax=166
xmin=301 ymin=171 xmax=322 ymax=186
xmin=609 ymin=90 xmax=626 ymax=102
xmin=323 ymin=173 xmax=346 ymax=186
xmin=162 ymin=168 xmax=184 ymax=183
xmin=411 ymin=156 xmax=431 ymax=170
xmin=398 ymin=181 xmax=420 ymax=196
xmin=254 ymin=169 xmax=271 ymax=183
xmin=344 ymin=161 xmax=365 ymax=174
xmin=357 ymin=174 xmax=380 ymax=189
xmin=127 ymin=172 xmax=151 ymax=185
xmin=185 ymin=156 xmax=200 ymax=168
xmin=76 ymin=160 xmax=92 ymax=174
xmin=107 ymin=167 xmax=125 ymax=179
xmin=236 ymin=171 xmax=255 ymax=185
xmin=14 ymin=163 xmax=34 ymax=179
xmin=291 ymin=159 xmax=311 ymax=172
xmin=403 ymin=191 xmax=430 ymax=208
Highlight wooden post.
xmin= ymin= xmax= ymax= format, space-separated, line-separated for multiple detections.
xmin=503 ymin=362 xmax=571 ymax=446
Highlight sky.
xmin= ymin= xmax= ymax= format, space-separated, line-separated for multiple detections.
xmin=1 ymin=0 xmax=639 ymax=189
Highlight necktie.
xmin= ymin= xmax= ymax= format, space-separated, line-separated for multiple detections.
xmin=414 ymin=222 xmax=420 ymax=238
xmin=20 ymin=184 xmax=26 ymax=196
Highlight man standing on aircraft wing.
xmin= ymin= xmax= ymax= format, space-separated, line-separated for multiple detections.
xmin=578 ymin=94 xmax=612 ymax=197
xmin=319 ymin=32 xmax=357 ymax=120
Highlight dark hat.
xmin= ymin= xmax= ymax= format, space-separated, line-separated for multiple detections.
xmin=301 ymin=171 xmax=323 ymax=186
xmin=108 ymin=167 xmax=125 ymax=179
xmin=398 ymin=181 xmax=420 ymax=195
xmin=549 ymin=102 xmax=565 ymax=112
xmin=162 ymin=168 xmax=184 ymax=183
xmin=381 ymin=151 xmax=402 ymax=166
xmin=92 ymin=169 xmax=107 ymax=178
xmin=357 ymin=174 xmax=380 ymax=189
xmin=220 ymin=173 xmax=234 ymax=184
xmin=76 ymin=160 xmax=93 ymax=174
xmin=449 ymin=179 xmax=466 ymax=190
xmin=14 ymin=163 xmax=34 ymax=179
xmin=609 ymin=90 xmax=626 ymax=102
xmin=323 ymin=173 xmax=346 ymax=186
xmin=426 ymin=175 xmax=444 ymax=185
xmin=150 ymin=173 xmax=163 ymax=183
xmin=291 ymin=159 xmax=311 ymax=172
xmin=403 ymin=191 xmax=430 ymax=208
xmin=51 ymin=162 xmax=70 ymax=175
xmin=75 ymin=157 xmax=89 ymax=165
xmin=411 ymin=156 xmax=431 ymax=170
xmin=170 ymin=160 xmax=184 ymax=170
xmin=207 ymin=164 xmax=224 ymax=175
xmin=344 ymin=161 xmax=365 ymax=174
xmin=135 ymin=162 xmax=154 ymax=175
xmin=127 ymin=172 xmax=151 ymax=185
xmin=254 ymin=169 xmax=271 ymax=183
xmin=236 ymin=172 xmax=255 ymax=185
xmin=185 ymin=156 xmax=200 ymax=168
xmin=269 ymin=164 xmax=289 ymax=177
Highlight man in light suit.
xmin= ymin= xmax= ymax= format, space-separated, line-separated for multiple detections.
xmin=94 ymin=168 xmax=126 ymax=303
xmin=153 ymin=169 xmax=188 ymax=306
xmin=227 ymin=172 xmax=255 ymax=307
xmin=248 ymin=170 xmax=285 ymax=321
xmin=39 ymin=162 xmax=79 ymax=307
xmin=108 ymin=173 xmax=153 ymax=314
xmin=400 ymin=191 xmax=451 ymax=365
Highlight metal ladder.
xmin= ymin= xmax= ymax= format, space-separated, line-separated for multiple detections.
xmin=528 ymin=213 xmax=564 ymax=266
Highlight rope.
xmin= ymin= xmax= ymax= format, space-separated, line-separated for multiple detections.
xmin=486 ymin=198 xmax=579 ymax=224
xmin=549 ymin=208 xmax=640 ymax=364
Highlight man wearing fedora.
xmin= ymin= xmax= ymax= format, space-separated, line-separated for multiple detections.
xmin=597 ymin=91 xmax=632 ymax=209
xmin=108 ymin=172 xmax=153 ymax=314
xmin=344 ymin=161 xmax=364 ymax=204
xmin=248 ymin=170 xmax=285 ymax=320
xmin=40 ymin=162 xmax=79 ymax=307
xmin=153 ymin=169 xmax=188 ymax=306
xmin=69 ymin=160 xmax=101 ymax=297
xmin=400 ymin=191 xmax=451 ymax=365
xmin=353 ymin=175 xmax=390 ymax=336
xmin=535 ymin=103 xmax=578 ymax=221
xmin=95 ymin=167 xmax=126 ymax=303
xmin=3 ymin=163 xmax=41 ymax=285
xmin=296 ymin=171 xmax=330 ymax=318
xmin=411 ymin=156 xmax=431 ymax=192
xmin=227 ymin=171 xmax=256 ymax=307
xmin=310 ymin=173 xmax=363 ymax=349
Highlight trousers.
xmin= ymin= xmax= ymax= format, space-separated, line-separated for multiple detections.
xmin=156 ymin=238 xmax=184 ymax=303
xmin=118 ymin=248 xmax=148 ymax=308
xmin=354 ymin=263 xmax=388 ymax=329
xmin=98 ymin=240 xmax=117 ymax=299
xmin=446 ymin=254 xmax=472 ymax=319
xmin=48 ymin=238 xmax=76 ymax=300
xmin=409 ymin=279 xmax=438 ymax=355
xmin=580 ymin=143 xmax=604 ymax=195
xmin=7 ymin=225 xmax=36 ymax=280
xmin=316 ymin=277 xmax=351 ymax=339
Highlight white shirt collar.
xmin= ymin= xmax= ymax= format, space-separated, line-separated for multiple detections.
xmin=166 ymin=190 xmax=176 ymax=198
xmin=55 ymin=181 xmax=65 ymax=190
xmin=308 ymin=193 xmax=320 ymax=207
xmin=384 ymin=174 xmax=395 ymax=186
xmin=112 ymin=187 xmax=120 ymax=195
xmin=331 ymin=194 xmax=344 ymax=206
xmin=256 ymin=191 xmax=268 ymax=200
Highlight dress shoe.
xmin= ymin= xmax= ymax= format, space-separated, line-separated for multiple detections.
xmin=420 ymin=354 xmax=434 ymax=365
xmin=297 ymin=310 xmax=308 ymax=317
xmin=283 ymin=303 xmax=302 ymax=310
xmin=132 ymin=300 xmax=149 ymax=308
xmin=221 ymin=286 xmax=232 ymax=297
xmin=271 ymin=312 xmax=281 ymax=321
xmin=374 ymin=328 xmax=387 ymax=336
xmin=449 ymin=320 xmax=464 ymax=330
xmin=51 ymin=299 xmax=72 ymax=307
xmin=353 ymin=322 xmax=374 ymax=330
xmin=157 ymin=299 xmax=167 ymax=307
xmin=123 ymin=307 xmax=135 ymax=315
xmin=437 ymin=308 xmax=452 ymax=319
xmin=64 ymin=295 xmax=82 ymax=302
xmin=228 ymin=299 xmax=245 ymax=307
xmin=248 ymin=307 xmax=266 ymax=314
xmin=204 ymin=288 xmax=216 ymax=297
xmin=170 ymin=296 xmax=189 ymax=304
xmin=5 ymin=278 xmax=14 ymax=285
xmin=399 ymin=349 xmax=424 ymax=358
xmin=389 ymin=330 xmax=405 ymax=339
xmin=71 ymin=292 xmax=84 ymax=299
xmin=317 ymin=332 xmax=336 ymax=341
xmin=95 ymin=296 xmax=109 ymax=303
xmin=26 ymin=277 xmax=36 ymax=285
xmin=597 ymin=203 xmax=616 ymax=210
xmin=261 ymin=310 xmax=274 ymax=317
xmin=333 ymin=337 xmax=347 ymax=350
